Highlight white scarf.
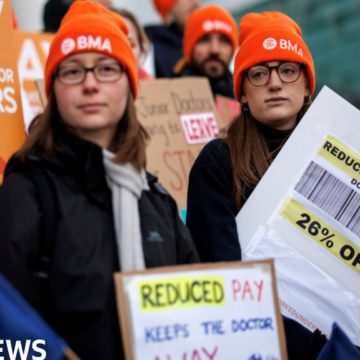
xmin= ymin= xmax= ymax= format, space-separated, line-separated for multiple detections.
xmin=102 ymin=149 xmax=149 ymax=271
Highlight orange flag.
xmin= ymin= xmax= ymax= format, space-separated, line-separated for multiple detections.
xmin=0 ymin=0 xmax=25 ymax=184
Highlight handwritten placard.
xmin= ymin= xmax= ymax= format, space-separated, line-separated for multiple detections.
xmin=115 ymin=260 xmax=287 ymax=360
xmin=137 ymin=78 xmax=221 ymax=214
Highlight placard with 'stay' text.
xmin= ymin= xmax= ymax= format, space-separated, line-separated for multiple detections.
xmin=137 ymin=78 xmax=221 ymax=215
xmin=114 ymin=260 xmax=287 ymax=360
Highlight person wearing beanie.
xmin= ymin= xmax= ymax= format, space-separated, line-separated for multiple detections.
xmin=0 ymin=2 xmax=198 ymax=360
xmin=186 ymin=11 xmax=328 ymax=360
xmin=172 ymin=5 xmax=238 ymax=99
xmin=145 ymin=0 xmax=200 ymax=78
xmin=113 ymin=8 xmax=155 ymax=80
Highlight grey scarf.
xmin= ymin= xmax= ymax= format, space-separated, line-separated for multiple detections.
xmin=102 ymin=149 xmax=149 ymax=271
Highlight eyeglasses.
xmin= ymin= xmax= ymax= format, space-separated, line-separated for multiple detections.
xmin=244 ymin=62 xmax=304 ymax=87
xmin=55 ymin=63 xmax=125 ymax=85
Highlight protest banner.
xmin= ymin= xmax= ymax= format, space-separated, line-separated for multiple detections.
xmin=15 ymin=30 xmax=54 ymax=128
xmin=0 ymin=0 xmax=25 ymax=184
xmin=236 ymin=87 xmax=360 ymax=344
xmin=35 ymin=78 xmax=221 ymax=218
xmin=215 ymin=95 xmax=240 ymax=128
xmin=114 ymin=260 xmax=287 ymax=360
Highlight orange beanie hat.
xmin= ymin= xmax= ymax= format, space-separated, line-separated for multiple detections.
xmin=183 ymin=5 xmax=238 ymax=64
xmin=45 ymin=1 xmax=138 ymax=99
xmin=233 ymin=12 xmax=315 ymax=102
xmin=152 ymin=0 xmax=177 ymax=21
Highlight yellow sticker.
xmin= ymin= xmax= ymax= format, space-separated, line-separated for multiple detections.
xmin=138 ymin=275 xmax=225 ymax=312
xmin=279 ymin=197 xmax=360 ymax=275
xmin=318 ymin=134 xmax=360 ymax=183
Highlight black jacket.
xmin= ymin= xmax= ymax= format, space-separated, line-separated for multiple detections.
xmin=0 ymin=133 xmax=199 ymax=360
xmin=186 ymin=138 xmax=327 ymax=360
xmin=172 ymin=62 xmax=235 ymax=99
xmin=145 ymin=23 xmax=183 ymax=78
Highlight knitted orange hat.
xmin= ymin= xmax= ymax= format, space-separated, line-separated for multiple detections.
xmin=152 ymin=0 xmax=177 ymax=21
xmin=45 ymin=1 xmax=138 ymax=99
xmin=233 ymin=12 xmax=315 ymax=102
xmin=183 ymin=5 xmax=238 ymax=64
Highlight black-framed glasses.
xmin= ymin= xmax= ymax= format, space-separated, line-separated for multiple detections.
xmin=244 ymin=62 xmax=304 ymax=87
xmin=56 ymin=63 xmax=125 ymax=85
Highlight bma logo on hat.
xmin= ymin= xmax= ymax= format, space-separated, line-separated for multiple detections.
xmin=61 ymin=38 xmax=76 ymax=55
xmin=203 ymin=20 xmax=232 ymax=33
xmin=263 ymin=38 xmax=277 ymax=50
xmin=203 ymin=20 xmax=215 ymax=32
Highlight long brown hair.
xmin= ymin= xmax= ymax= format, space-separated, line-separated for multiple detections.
xmin=17 ymin=88 xmax=150 ymax=172
xmin=225 ymin=98 xmax=312 ymax=211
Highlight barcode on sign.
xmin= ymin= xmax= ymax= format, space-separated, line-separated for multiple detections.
xmin=295 ymin=161 xmax=360 ymax=237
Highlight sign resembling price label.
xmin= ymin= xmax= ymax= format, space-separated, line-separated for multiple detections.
xmin=279 ymin=197 xmax=360 ymax=275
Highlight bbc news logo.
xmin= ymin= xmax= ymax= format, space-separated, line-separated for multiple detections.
xmin=0 ymin=340 xmax=46 ymax=360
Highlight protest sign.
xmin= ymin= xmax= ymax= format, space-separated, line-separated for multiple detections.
xmin=215 ymin=95 xmax=240 ymax=128
xmin=15 ymin=30 xmax=54 ymax=128
xmin=114 ymin=260 xmax=287 ymax=360
xmin=0 ymin=0 xmax=25 ymax=184
xmin=236 ymin=87 xmax=360 ymax=344
xmin=136 ymin=78 xmax=221 ymax=216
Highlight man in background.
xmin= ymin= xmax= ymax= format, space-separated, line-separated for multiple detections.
xmin=145 ymin=0 xmax=200 ymax=78
xmin=172 ymin=5 xmax=238 ymax=99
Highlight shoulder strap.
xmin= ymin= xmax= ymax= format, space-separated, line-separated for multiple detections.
xmin=25 ymin=156 xmax=58 ymax=280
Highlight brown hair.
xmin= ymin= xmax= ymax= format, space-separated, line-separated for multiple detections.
xmin=225 ymin=98 xmax=312 ymax=211
xmin=18 ymin=89 xmax=149 ymax=172
xmin=112 ymin=8 xmax=151 ymax=60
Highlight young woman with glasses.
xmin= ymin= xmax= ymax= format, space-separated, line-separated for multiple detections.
xmin=186 ymin=12 xmax=328 ymax=359
xmin=0 ymin=2 xmax=198 ymax=360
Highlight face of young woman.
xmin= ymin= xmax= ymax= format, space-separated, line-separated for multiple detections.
xmin=54 ymin=52 xmax=129 ymax=149
xmin=240 ymin=61 xmax=310 ymax=130
xmin=124 ymin=18 xmax=142 ymax=67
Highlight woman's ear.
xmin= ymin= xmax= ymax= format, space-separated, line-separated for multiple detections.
xmin=240 ymin=93 xmax=247 ymax=104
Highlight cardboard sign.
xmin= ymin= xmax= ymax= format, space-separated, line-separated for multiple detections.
xmin=137 ymin=78 xmax=221 ymax=214
xmin=236 ymin=87 xmax=360 ymax=344
xmin=215 ymin=95 xmax=240 ymax=127
xmin=114 ymin=260 xmax=287 ymax=360
xmin=0 ymin=0 xmax=25 ymax=184
xmin=15 ymin=30 xmax=54 ymax=129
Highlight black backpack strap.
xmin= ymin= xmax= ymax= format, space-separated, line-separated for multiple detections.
xmin=25 ymin=156 xmax=58 ymax=281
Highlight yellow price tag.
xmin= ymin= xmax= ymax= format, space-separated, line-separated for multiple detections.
xmin=318 ymin=134 xmax=360 ymax=183
xmin=279 ymin=197 xmax=360 ymax=275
